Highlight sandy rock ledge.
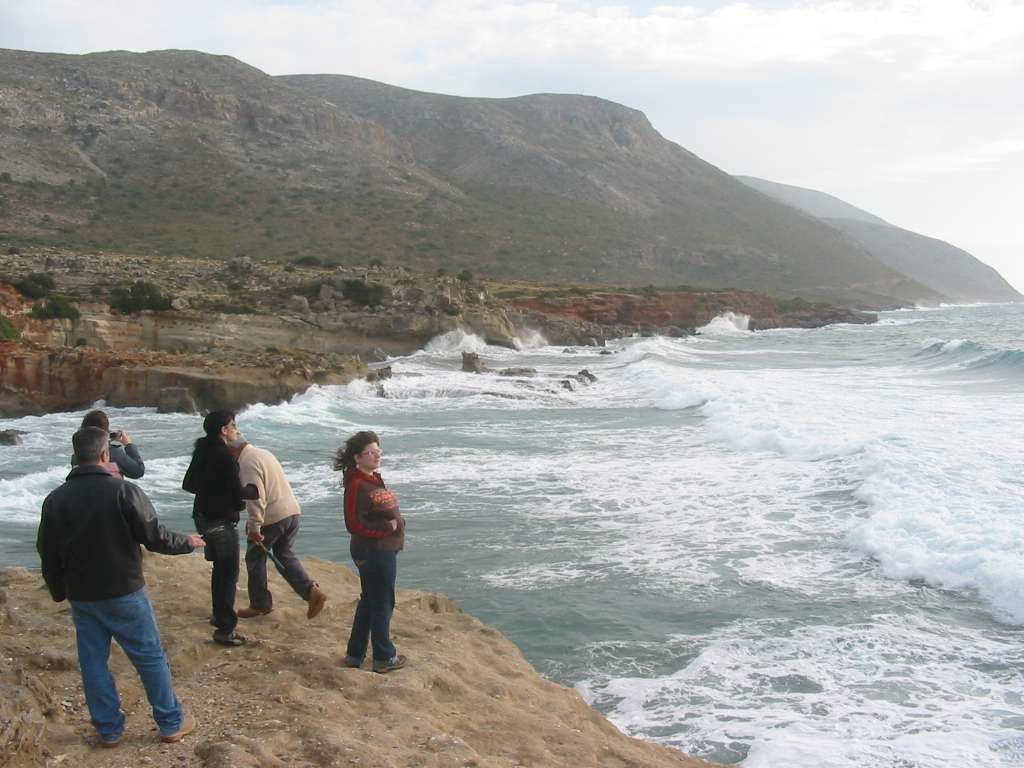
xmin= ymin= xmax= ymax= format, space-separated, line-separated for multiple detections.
xmin=0 ymin=555 xmax=722 ymax=768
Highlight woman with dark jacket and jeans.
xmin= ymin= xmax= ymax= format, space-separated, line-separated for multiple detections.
xmin=335 ymin=431 xmax=407 ymax=673
xmin=182 ymin=410 xmax=249 ymax=647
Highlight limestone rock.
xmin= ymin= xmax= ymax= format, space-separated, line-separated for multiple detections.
xmin=0 ymin=429 xmax=27 ymax=445
xmin=156 ymin=386 xmax=198 ymax=414
xmin=287 ymin=295 xmax=310 ymax=314
xmin=499 ymin=367 xmax=537 ymax=377
xmin=462 ymin=352 xmax=488 ymax=374
xmin=364 ymin=365 xmax=392 ymax=383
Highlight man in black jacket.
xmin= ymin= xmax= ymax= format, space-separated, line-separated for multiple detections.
xmin=37 ymin=427 xmax=204 ymax=748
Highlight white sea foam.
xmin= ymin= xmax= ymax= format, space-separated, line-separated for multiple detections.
xmin=0 ymin=466 xmax=70 ymax=524
xmin=698 ymin=312 xmax=750 ymax=335
xmin=849 ymin=435 xmax=1024 ymax=625
xmin=515 ymin=328 xmax=549 ymax=349
xmin=585 ymin=615 xmax=1024 ymax=768
xmin=422 ymin=329 xmax=488 ymax=354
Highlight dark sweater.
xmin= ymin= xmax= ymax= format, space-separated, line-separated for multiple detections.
xmin=182 ymin=438 xmax=246 ymax=524
xmin=37 ymin=465 xmax=194 ymax=602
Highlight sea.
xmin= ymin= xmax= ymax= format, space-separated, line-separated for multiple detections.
xmin=2 ymin=302 xmax=1023 ymax=768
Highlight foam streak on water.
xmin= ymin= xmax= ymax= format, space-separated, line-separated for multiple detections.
xmin=3 ymin=305 xmax=1024 ymax=767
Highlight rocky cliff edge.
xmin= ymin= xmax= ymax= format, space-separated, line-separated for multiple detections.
xmin=0 ymin=555 xmax=721 ymax=768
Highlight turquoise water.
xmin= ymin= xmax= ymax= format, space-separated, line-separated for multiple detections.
xmin=3 ymin=304 xmax=1024 ymax=766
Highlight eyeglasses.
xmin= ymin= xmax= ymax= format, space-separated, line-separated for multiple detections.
xmin=359 ymin=449 xmax=382 ymax=457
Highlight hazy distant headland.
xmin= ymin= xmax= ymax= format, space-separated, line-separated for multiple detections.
xmin=1 ymin=47 xmax=1017 ymax=308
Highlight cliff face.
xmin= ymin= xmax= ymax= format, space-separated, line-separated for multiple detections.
xmin=510 ymin=290 xmax=874 ymax=341
xmin=0 ymin=344 xmax=366 ymax=416
xmin=0 ymin=556 xmax=719 ymax=768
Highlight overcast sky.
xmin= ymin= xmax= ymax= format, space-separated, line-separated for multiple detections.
xmin=3 ymin=0 xmax=1022 ymax=292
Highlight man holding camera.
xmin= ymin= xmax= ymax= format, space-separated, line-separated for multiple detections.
xmin=79 ymin=409 xmax=145 ymax=479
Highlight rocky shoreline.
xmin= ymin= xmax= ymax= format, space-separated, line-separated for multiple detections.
xmin=0 ymin=247 xmax=877 ymax=418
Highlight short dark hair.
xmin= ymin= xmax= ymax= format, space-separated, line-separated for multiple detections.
xmin=81 ymin=409 xmax=110 ymax=432
xmin=73 ymin=427 xmax=110 ymax=464
xmin=334 ymin=430 xmax=380 ymax=472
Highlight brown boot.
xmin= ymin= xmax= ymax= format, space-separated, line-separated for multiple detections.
xmin=237 ymin=606 xmax=272 ymax=619
xmin=306 ymin=584 xmax=327 ymax=620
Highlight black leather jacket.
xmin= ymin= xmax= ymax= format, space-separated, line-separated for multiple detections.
xmin=37 ymin=465 xmax=194 ymax=602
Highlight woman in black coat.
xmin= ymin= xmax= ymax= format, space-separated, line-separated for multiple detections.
xmin=182 ymin=410 xmax=250 ymax=646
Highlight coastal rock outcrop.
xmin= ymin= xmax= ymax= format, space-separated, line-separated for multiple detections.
xmin=0 ymin=556 xmax=719 ymax=768
xmin=509 ymin=290 xmax=875 ymax=339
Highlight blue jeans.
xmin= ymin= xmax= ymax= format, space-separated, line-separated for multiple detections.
xmin=346 ymin=543 xmax=397 ymax=662
xmin=70 ymin=588 xmax=184 ymax=741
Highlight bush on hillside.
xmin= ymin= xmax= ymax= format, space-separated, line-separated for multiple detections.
xmin=340 ymin=279 xmax=388 ymax=307
xmin=30 ymin=295 xmax=80 ymax=320
xmin=13 ymin=272 xmax=56 ymax=299
xmin=0 ymin=314 xmax=19 ymax=340
xmin=457 ymin=269 xmax=473 ymax=282
xmin=109 ymin=281 xmax=172 ymax=314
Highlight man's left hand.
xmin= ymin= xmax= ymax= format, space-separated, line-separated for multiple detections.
xmin=188 ymin=533 xmax=205 ymax=548
xmin=248 ymin=529 xmax=265 ymax=544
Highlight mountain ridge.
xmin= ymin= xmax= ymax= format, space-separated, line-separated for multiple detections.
xmin=0 ymin=47 xmax=1000 ymax=306
xmin=737 ymin=176 xmax=1021 ymax=303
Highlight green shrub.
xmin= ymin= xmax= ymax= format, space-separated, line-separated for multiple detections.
xmin=341 ymin=279 xmax=388 ymax=307
xmin=292 ymin=255 xmax=322 ymax=267
xmin=457 ymin=269 xmax=473 ymax=282
xmin=0 ymin=314 xmax=19 ymax=340
xmin=109 ymin=281 xmax=172 ymax=314
xmin=13 ymin=272 xmax=56 ymax=299
xmin=368 ymin=258 xmax=383 ymax=268
xmin=31 ymin=295 xmax=80 ymax=320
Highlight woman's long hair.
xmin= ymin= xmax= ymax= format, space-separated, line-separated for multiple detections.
xmin=192 ymin=409 xmax=236 ymax=454
xmin=334 ymin=430 xmax=380 ymax=475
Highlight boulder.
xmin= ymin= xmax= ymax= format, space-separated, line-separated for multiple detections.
xmin=156 ymin=387 xmax=198 ymax=414
xmin=319 ymin=284 xmax=335 ymax=302
xmin=570 ymin=369 xmax=597 ymax=385
xmin=0 ymin=429 xmax=27 ymax=445
xmin=365 ymin=366 xmax=393 ymax=383
xmin=462 ymin=352 xmax=488 ymax=374
xmin=499 ymin=367 xmax=537 ymax=377
xmin=287 ymin=295 xmax=310 ymax=314
xmin=170 ymin=297 xmax=190 ymax=311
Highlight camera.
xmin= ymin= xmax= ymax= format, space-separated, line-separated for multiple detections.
xmin=109 ymin=431 xmax=122 ymax=441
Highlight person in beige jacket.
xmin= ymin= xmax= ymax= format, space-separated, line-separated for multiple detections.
xmin=233 ymin=442 xmax=327 ymax=620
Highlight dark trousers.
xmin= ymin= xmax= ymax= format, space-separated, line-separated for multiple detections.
xmin=245 ymin=515 xmax=314 ymax=610
xmin=346 ymin=542 xmax=397 ymax=662
xmin=194 ymin=513 xmax=239 ymax=635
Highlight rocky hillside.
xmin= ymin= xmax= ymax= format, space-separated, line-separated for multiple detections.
xmin=0 ymin=47 xmax=943 ymax=306
xmin=738 ymin=176 xmax=1021 ymax=303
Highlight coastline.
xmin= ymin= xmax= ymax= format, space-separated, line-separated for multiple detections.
xmin=1 ymin=248 xmax=878 ymax=419
xmin=0 ymin=554 xmax=723 ymax=768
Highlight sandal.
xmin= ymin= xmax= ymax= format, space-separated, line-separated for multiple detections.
xmin=213 ymin=631 xmax=248 ymax=647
